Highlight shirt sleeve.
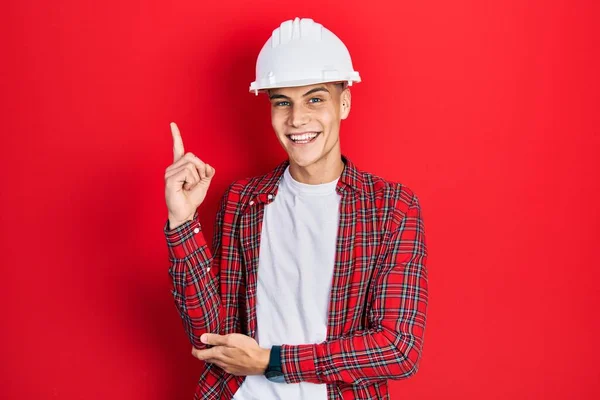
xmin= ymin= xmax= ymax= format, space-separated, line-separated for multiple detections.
xmin=280 ymin=193 xmax=429 ymax=386
xmin=164 ymin=185 xmax=232 ymax=350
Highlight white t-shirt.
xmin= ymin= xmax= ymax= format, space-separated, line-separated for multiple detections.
xmin=233 ymin=165 xmax=341 ymax=400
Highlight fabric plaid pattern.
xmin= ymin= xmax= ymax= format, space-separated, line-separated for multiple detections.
xmin=164 ymin=154 xmax=429 ymax=400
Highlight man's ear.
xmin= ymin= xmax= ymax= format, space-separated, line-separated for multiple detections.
xmin=340 ymin=87 xmax=352 ymax=120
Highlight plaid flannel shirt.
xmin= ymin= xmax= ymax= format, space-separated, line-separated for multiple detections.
xmin=164 ymin=154 xmax=429 ymax=400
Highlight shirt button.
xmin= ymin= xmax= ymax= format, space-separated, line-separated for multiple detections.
xmin=249 ymin=201 xmax=255 ymax=206
xmin=267 ymin=194 xmax=273 ymax=200
xmin=193 ymin=228 xmax=200 ymax=234
xmin=207 ymin=267 xmax=211 ymax=272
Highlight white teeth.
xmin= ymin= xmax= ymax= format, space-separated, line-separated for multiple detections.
xmin=290 ymin=132 xmax=318 ymax=141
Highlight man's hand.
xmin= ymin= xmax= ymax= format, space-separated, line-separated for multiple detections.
xmin=191 ymin=333 xmax=271 ymax=376
xmin=165 ymin=122 xmax=216 ymax=229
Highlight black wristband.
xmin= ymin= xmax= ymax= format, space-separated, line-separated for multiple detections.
xmin=267 ymin=345 xmax=282 ymax=372
xmin=265 ymin=345 xmax=285 ymax=382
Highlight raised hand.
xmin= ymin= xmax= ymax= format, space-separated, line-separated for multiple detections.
xmin=164 ymin=122 xmax=216 ymax=229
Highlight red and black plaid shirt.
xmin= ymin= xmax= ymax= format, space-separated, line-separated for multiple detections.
xmin=164 ymin=154 xmax=429 ymax=400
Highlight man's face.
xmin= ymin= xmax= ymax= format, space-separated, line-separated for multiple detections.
xmin=268 ymin=82 xmax=351 ymax=168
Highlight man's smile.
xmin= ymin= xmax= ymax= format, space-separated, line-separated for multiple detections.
xmin=286 ymin=131 xmax=321 ymax=144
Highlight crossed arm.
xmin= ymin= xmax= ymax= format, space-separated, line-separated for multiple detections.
xmin=278 ymin=193 xmax=428 ymax=385
xmin=167 ymin=189 xmax=428 ymax=384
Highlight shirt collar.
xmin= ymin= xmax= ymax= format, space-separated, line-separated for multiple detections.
xmin=253 ymin=154 xmax=364 ymax=197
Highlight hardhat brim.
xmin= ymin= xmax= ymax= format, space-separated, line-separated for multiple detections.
xmin=249 ymin=76 xmax=361 ymax=95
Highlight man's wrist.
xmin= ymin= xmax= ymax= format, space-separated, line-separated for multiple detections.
xmin=167 ymin=213 xmax=195 ymax=230
xmin=258 ymin=348 xmax=270 ymax=373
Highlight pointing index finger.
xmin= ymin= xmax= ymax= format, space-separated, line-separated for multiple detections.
xmin=171 ymin=122 xmax=184 ymax=162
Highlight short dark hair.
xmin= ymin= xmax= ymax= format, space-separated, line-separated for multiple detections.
xmin=328 ymin=82 xmax=347 ymax=92
xmin=266 ymin=81 xmax=347 ymax=97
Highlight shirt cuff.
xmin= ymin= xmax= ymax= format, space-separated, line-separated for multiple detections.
xmin=280 ymin=343 xmax=318 ymax=384
xmin=163 ymin=211 xmax=208 ymax=259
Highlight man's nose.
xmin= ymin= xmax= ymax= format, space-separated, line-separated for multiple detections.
xmin=288 ymin=103 xmax=310 ymax=127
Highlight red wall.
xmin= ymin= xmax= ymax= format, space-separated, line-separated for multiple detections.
xmin=2 ymin=1 xmax=599 ymax=399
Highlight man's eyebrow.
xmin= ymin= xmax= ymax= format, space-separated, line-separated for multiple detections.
xmin=268 ymin=93 xmax=290 ymax=100
xmin=268 ymin=87 xmax=330 ymax=100
xmin=303 ymin=87 xmax=330 ymax=96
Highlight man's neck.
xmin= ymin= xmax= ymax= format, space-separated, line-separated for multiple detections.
xmin=288 ymin=151 xmax=345 ymax=185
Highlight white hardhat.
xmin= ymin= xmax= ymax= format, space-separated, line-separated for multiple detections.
xmin=249 ymin=17 xmax=361 ymax=95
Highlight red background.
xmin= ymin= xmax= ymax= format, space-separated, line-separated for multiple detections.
xmin=2 ymin=1 xmax=599 ymax=399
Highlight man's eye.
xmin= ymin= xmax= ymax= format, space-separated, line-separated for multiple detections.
xmin=309 ymin=98 xmax=323 ymax=103
xmin=275 ymin=101 xmax=290 ymax=107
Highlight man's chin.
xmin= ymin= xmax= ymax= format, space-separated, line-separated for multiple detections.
xmin=290 ymin=150 xmax=334 ymax=171
xmin=287 ymin=150 xmax=321 ymax=168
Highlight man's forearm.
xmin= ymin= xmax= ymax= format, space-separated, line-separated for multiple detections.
xmin=165 ymin=212 xmax=222 ymax=350
xmin=280 ymin=325 xmax=424 ymax=386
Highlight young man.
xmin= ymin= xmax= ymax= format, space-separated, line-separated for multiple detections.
xmin=164 ymin=17 xmax=428 ymax=400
